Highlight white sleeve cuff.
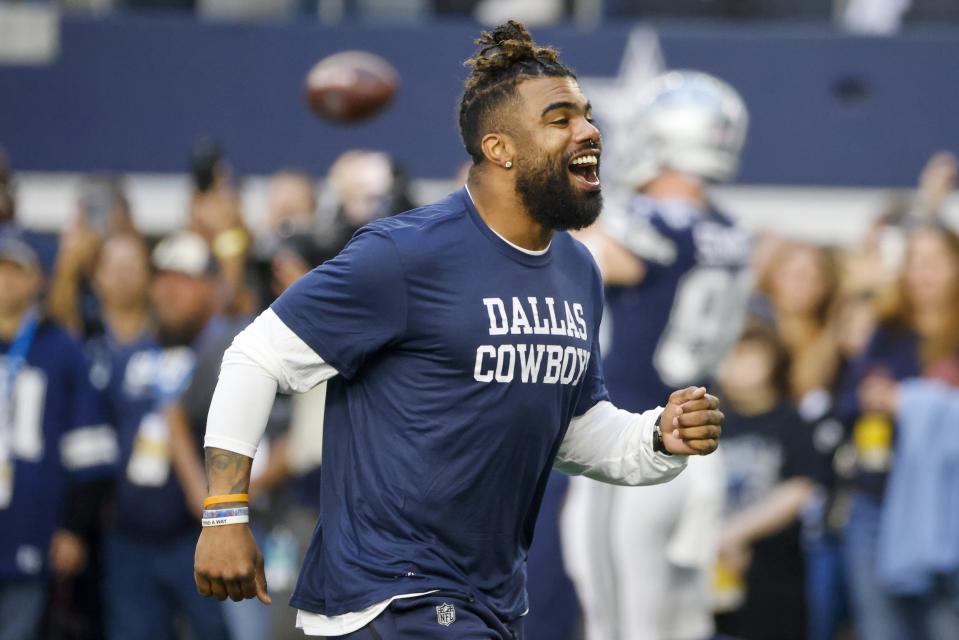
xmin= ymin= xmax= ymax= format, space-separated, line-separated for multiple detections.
xmin=554 ymin=400 xmax=687 ymax=486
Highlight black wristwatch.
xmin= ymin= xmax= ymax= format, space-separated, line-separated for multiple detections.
xmin=652 ymin=413 xmax=671 ymax=455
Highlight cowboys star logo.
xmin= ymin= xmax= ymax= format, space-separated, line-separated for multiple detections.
xmin=435 ymin=602 xmax=456 ymax=626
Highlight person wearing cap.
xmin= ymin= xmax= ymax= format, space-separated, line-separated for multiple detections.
xmin=99 ymin=231 xmax=232 ymax=640
xmin=0 ymin=237 xmax=117 ymax=640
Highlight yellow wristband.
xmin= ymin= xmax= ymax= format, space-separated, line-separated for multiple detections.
xmin=203 ymin=494 xmax=249 ymax=508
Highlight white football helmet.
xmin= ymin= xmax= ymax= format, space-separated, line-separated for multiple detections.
xmin=622 ymin=70 xmax=749 ymax=188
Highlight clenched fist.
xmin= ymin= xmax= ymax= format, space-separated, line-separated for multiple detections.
xmin=659 ymin=386 xmax=723 ymax=455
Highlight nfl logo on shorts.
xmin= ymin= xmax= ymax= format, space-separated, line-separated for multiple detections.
xmin=435 ymin=602 xmax=456 ymax=626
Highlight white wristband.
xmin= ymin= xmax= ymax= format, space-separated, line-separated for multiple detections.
xmin=201 ymin=514 xmax=250 ymax=527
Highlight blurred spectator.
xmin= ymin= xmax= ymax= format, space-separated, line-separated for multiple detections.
xmin=91 ymin=233 xmax=152 ymax=346
xmin=263 ymin=170 xmax=317 ymax=238
xmin=838 ymin=224 xmax=959 ymax=640
xmin=0 ymin=237 xmax=116 ymax=640
xmin=77 ymin=175 xmax=136 ymax=236
xmin=0 ymin=153 xmax=60 ymax=279
xmin=99 ymin=231 xmax=230 ymax=640
xmin=755 ymin=242 xmax=841 ymax=402
xmin=250 ymin=170 xmax=319 ymax=309
xmin=42 ymin=233 xmax=154 ymax=640
xmin=47 ymin=175 xmax=136 ymax=339
xmin=799 ymin=269 xmax=882 ymax=640
xmin=847 ymin=196 xmax=913 ymax=300
xmin=712 ymin=322 xmax=819 ymax=640
xmin=187 ymin=140 xmax=257 ymax=318
xmin=315 ymin=150 xmax=416 ymax=263
xmin=915 ymin=151 xmax=958 ymax=220
xmin=848 ymin=152 xmax=959 ymax=295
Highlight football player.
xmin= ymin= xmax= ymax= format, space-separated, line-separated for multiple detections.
xmin=194 ymin=23 xmax=724 ymax=640
xmin=565 ymin=70 xmax=752 ymax=640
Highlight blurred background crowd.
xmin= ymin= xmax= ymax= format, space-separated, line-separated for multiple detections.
xmin=2 ymin=2 xmax=959 ymax=640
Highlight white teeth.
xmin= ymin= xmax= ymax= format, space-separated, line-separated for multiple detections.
xmin=570 ymin=155 xmax=598 ymax=166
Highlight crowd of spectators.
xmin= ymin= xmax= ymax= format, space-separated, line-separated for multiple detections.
xmin=0 ymin=141 xmax=417 ymax=640
xmin=0 ymin=132 xmax=958 ymax=640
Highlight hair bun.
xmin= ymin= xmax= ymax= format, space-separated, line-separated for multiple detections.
xmin=487 ymin=20 xmax=533 ymax=46
xmin=468 ymin=20 xmax=559 ymax=77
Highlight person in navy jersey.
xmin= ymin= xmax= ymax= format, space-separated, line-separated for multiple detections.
xmin=565 ymin=71 xmax=751 ymax=640
xmin=100 ymin=231 xmax=231 ymax=640
xmin=194 ymin=21 xmax=725 ymax=639
xmin=0 ymin=237 xmax=116 ymax=640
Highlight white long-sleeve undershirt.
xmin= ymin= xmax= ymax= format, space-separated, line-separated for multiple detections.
xmin=204 ymin=309 xmax=686 ymax=486
xmin=203 ymin=309 xmax=336 ymax=457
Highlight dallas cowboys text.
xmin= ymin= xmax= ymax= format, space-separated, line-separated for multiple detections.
xmin=474 ymin=297 xmax=590 ymax=385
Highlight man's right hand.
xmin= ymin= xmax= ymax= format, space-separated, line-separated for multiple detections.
xmin=660 ymin=386 xmax=723 ymax=455
xmin=195 ymin=524 xmax=271 ymax=604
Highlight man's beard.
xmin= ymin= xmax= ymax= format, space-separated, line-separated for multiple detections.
xmin=514 ymin=150 xmax=602 ymax=231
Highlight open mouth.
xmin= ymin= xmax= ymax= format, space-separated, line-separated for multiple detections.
xmin=568 ymin=153 xmax=601 ymax=191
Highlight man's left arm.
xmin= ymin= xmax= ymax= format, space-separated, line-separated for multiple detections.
xmin=554 ymin=386 xmax=722 ymax=486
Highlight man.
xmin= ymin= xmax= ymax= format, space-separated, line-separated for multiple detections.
xmin=565 ymin=70 xmax=752 ymax=640
xmin=48 ymin=177 xmax=137 ymax=339
xmin=101 ymin=231 xmax=231 ymax=640
xmin=250 ymin=170 xmax=319 ymax=309
xmin=0 ymin=237 xmax=115 ymax=640
xmin=315 ymin=149 xmax=417 ymax=264
xmin=194 ymin=22 xmax=724 ymax=639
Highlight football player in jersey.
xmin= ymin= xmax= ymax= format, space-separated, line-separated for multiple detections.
xmin=194 ymin=22 xmax=724 ymax=639
xmin=0 ymin=236 xmax=116 ymax=640
xmin=564 ymin=71 xmax=752 ymax=640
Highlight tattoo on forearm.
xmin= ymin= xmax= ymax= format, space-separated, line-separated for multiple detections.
xmin=205 ymin=447 xmax=253 ymax=495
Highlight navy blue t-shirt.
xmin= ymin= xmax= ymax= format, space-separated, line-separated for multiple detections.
xmin=602 ymin=196 xmax=751 ymax=412
xmin=272 ymin=188 xmax=609 ymax=621
xmin=0 ymin=321 xmax=110 ymax=579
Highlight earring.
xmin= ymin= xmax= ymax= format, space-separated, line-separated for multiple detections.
xmin=505 ymin=161 xmax=512 ymax=169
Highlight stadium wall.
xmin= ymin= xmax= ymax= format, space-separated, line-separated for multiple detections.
xmin=0 ymin=15 xmax=957 ymax=186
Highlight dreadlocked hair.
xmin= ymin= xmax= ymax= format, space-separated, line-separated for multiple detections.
xmin=458 ymin=20 xmax=576 ymax=164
